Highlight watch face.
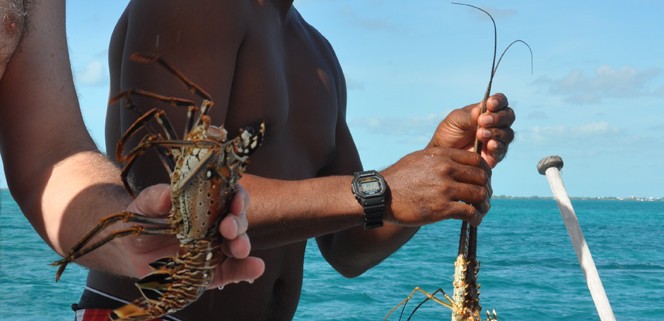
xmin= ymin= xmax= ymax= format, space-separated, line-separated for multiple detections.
xmin=358 ymin=177 xmax=382 ymax=196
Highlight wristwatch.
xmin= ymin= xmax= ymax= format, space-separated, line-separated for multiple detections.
xmin=351 ymin=170 xmax=388 ymax=229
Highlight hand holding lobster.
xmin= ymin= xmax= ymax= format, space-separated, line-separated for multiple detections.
xmin=380 ymin=147 xmax=492 ymax=227
xmin=385 ymin=3 xmax=531 ymax=320
xmin=119 ymin=184 xmax=264 ymax=288
xmin=52 ymin=53 xmax=266 ymax=320
xmin=429 ymin=93 xmax=514 ymax=168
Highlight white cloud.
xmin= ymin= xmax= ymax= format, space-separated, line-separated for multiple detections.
xmin=526 ymin=110 xmax=548 ymax=120
xmin=75 ymin=60 xmax=106 ymax=86
xmin=337 ymin=4 xmax=402 ymax=34
xmin=350 ymin=113 xmax=443 ymax=136
xmin=535 ymin=65 xmax=664 ymax=104
xmin=345 ymin=77 xmax=365 ymax=91
xmin=519 ymin=121 xmax=620 ymax=145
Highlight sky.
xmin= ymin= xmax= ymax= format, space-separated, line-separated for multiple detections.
xmin=1 ymin=0 xmax=663 ymax=198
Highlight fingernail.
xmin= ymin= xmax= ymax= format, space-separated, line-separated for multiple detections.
xmin=488 ymin=96 xmax=500 ymax=108
xmin=232 ymin=218 xmax=241 ymax=237
xmin=481 ymin=129 xmax=492 ymax=138
xmin=480 ymin=114 xmax=494 ymax=126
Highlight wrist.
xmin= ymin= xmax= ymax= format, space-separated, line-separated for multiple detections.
xmin=351 ymin=170 xmax=389 ymax=229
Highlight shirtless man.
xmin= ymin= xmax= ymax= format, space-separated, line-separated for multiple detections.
xmin=91 ymin=1 xmax=515 ymax=320
xmin=0 ymin=1 xmax=263 ymax=316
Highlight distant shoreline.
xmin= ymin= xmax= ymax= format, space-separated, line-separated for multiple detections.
xmin=1 ymin=188 xmax=662 ymax=202
xmin=493 ymin=195 xmax=664 ymax=202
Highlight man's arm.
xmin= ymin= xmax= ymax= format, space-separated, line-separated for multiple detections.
xmin=0 ymin=0 xmax=135 ymax=272
xmin=241 ymin=133 xmax=492 ymax=278
xmin=0 ymin=1 xmax=262 ymax=285
xmin=109 ymin=0 xmax=505 ymax=279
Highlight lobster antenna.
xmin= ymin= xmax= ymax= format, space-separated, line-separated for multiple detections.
xmin=451 ymin=3 xmax=534 ymax=106
xmin=495 ymin=39 xmax=534 ymax=76
xmin=451 ymin=2 xmax=498 ymax=101
xmin=452 ymin=2 xmax=533 ymax=153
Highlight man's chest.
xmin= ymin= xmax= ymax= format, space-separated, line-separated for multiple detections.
xmin=219 ymin=28 xmax=344 ymax=177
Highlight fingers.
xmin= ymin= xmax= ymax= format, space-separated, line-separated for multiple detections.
xmin=219 ymin=184 xmax=252 ymax=258
xmin=126 ymin=183 xmax=171 ymax=216
xmin=484 ymin=140 xmax=507 ymax=164
xmin=219 ymin=211 xmax=249 ymax=241
xmin=485 ymin=93 xmax=509 ymax=112
xmin=229 ymin=185 xmax=250 ymax=217
xmin=446 ymin=148 xmax=492 ymax=175
xmin=219 ymin=214 xmax=251 ymax=258
xmin=445 ymin=202 xmax=485 ymax=226
xmin=430 ymin=148 xmax=492 ymax=224
xmin=476 ymin=126 xmax=513 ymax=163
xmin=220 ymin=230 xmax=252 ymax=259
xmin=477 ymin=125 xmax=514 ymax=144
xmin=210 ymin=183 xmax=263 ymax=289
xmin=474 ymin=94 xmax=515 ymax=167
xmin=209 ymin=257 xmax=265 ymax=289
xmin=443 ymin=185 xmax=491 ymax=227
xmin=478 ymin=93 xmax=514 ymax=133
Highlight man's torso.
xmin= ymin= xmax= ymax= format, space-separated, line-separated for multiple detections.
xmin=96 ymin=1 xmax=348 ymax=320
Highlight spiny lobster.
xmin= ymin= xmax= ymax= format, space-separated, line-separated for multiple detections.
xmin=52 ymin=53 xmax=265 ymax=321
xmin=384 ymin=3 xmax=532 ymax=321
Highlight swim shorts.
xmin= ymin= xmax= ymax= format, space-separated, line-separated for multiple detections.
xmin=74 ymin=308 xmax=163 ymax=321
xmin=73 ymin=286 xmax=179 ymax=321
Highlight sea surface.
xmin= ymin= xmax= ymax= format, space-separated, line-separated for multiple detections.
xmin=1 ymin=189 xmax=663 ymax=320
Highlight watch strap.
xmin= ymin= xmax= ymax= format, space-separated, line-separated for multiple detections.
xmin=362 ymin=201 xmax=384 ymax=229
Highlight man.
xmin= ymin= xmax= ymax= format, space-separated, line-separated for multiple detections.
xmin=91 ymin=0 xmax=515 ymax=320
xmin=0 ymin=0 xmax=264 ymax=313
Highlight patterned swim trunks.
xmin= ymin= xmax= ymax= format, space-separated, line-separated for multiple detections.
xmin=73 ymin=287 xmax=179 ymax=321
xmin=75 ymin=308 xmax=163 ymax=321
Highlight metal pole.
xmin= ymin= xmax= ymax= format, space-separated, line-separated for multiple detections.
xmin=537 ymin=155 xmax=616 ymax=321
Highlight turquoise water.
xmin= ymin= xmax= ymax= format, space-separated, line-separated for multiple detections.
xmin=1 ymin=189 xmax=663 ymax=320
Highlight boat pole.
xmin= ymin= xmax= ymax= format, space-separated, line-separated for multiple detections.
xmin=537 ymin=155 xmax=616 ymax=321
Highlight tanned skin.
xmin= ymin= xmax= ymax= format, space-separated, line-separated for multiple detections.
xmin=98 ymin=1 xmax=515 ymax=320
xmin=0 ymin=0 xmax=262 ymax=293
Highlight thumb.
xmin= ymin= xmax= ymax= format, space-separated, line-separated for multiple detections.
xmin=210 ymin=257 xmax=265 ymax=289
xmin=127 ymin=183 xmax=171 ymax=216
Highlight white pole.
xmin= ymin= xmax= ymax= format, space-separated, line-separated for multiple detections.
xmin=537 ymin=156 xmax=616 ymax=321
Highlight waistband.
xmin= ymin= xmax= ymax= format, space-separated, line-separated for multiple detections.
xmin=74 ymin=308 xmax=164 ymax=321
xmin=74 ymin=286 xmax=182 ymax=321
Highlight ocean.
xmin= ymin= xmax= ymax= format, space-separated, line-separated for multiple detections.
xmin=1 ymin=189 xmax=663 ymax=320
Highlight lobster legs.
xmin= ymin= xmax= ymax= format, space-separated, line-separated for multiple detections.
xmin=51 ymin=212 xmax=176 ymax=281
xmin=53 ymin=52 xmax=265 ymax=320
xmin=385 ymin=2 xmax=532 ymax=320
xmin=110 ymin=238 xmax=223 ymax=321
xmin=383 ymin=287 xmax=453 ymax=321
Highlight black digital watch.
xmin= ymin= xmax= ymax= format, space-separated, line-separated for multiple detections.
xmin=351 ymin=170 xmax=387 ymax=229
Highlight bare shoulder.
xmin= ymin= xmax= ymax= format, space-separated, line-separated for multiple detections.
xmin=111 ymin=0 xmax=256 ymax=110
xmin=293 ymin=9 xmax=333 ymax=48
xmin=113 ymin=0 xmax=254 ymax=89
xmin=123 ymin=0 xmax=251 ymax=51
xmin=290 ymin=7 xmax=347 ymax=102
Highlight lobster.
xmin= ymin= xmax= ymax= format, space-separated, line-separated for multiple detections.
xmin=52 ymin=53 xmax=264 ymax=321
xmin=384 ymin=3 xmax=532 ymax=321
